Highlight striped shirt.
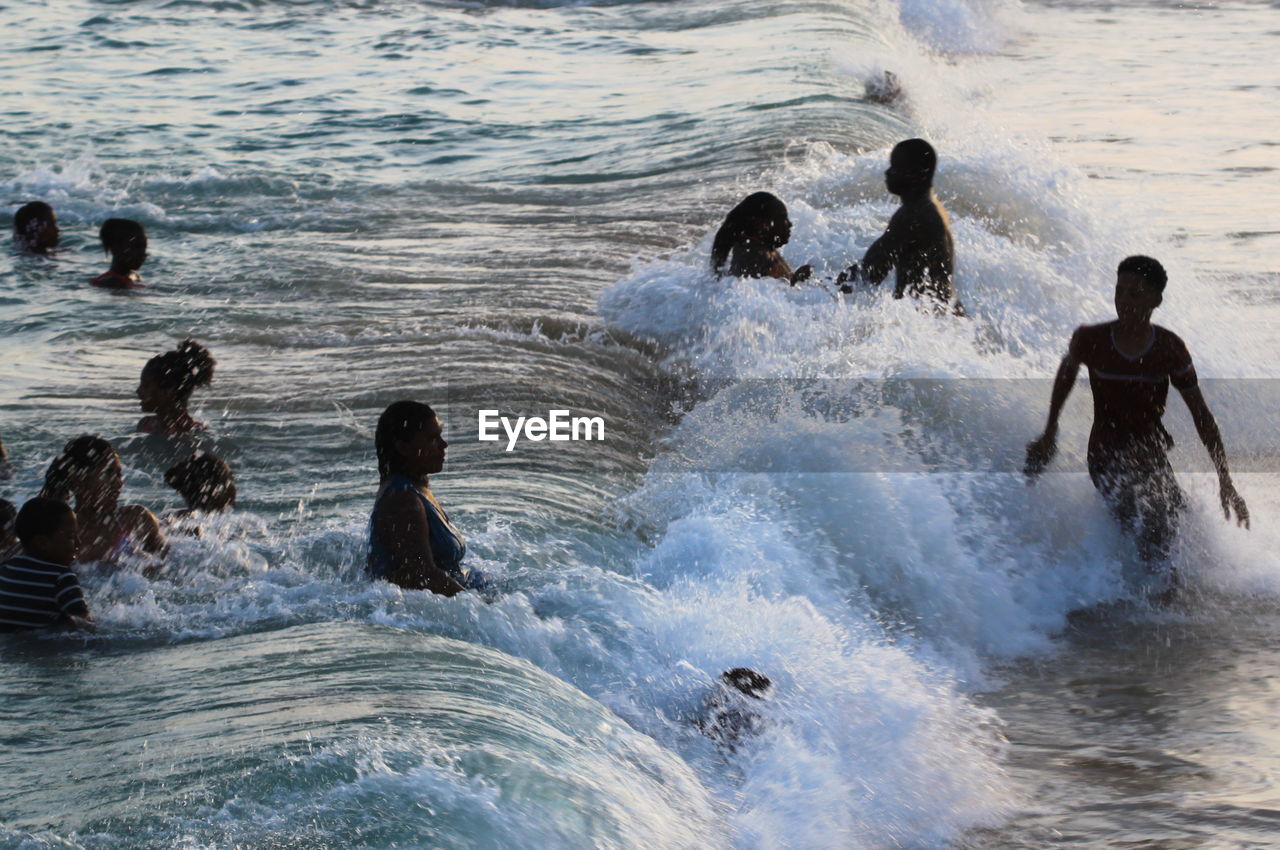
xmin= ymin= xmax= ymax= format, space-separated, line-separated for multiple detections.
xmin=0 ymin=554 xmax=89 ymax=632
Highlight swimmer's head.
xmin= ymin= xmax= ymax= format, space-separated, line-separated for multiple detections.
xmin=139 ymin=339 xmax=217 ymax=413
xmin=376 ymin=400 xmax=447 ymax=480
xmin=13 ymin=201 xmax=59 ymax=253
xmin=712 ymin=192 xmax=792 ymax=273
xmin=1115 ymin=255 xmax=1166 ymax=322
xmin=165 ymin=452 xmax=236 ymax=512
xmin=42 ymin=435 xmax=122 ymax=509
xmin=15 ymin=497 xmax=78 ymax=566
xmin=722 ymin=668 xmax=772 ymax=699
xmin=99 ymin=218 xmax=147 ymax=270
xmin=1117 ymin=255 xmax=1167 ymax=293
xmin=885 ymin=138 xmax=937 ymax=196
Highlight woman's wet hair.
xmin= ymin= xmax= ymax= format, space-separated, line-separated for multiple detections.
xmin=99 ymin=217 xmax=145 ymax=254
xmin=14 ymin=497 xmax=74 ymax=545
xmin=143 ymin=339 xmax=217 ymax=406
xmin=42 ymin=435 xmax=116 ymax=502
xmin=711 ymin=191 xmax=789 ymax=275
xmin=13 ymin=201 xmax=55 ymax=245
xmin=375 ymin=400 xmax=437 ymax=480
xmin=165 ymin=452 xmax=236 ymax=511
xmin=1117 ymin=255 xmax=1167 ymax=293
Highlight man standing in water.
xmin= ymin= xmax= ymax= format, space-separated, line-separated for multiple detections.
xmin=1025 ymin=256 xmax=1249 ymax=578
xmin=840 ymin=138 xmax=958 ymax=310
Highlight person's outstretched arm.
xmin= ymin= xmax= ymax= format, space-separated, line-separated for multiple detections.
xmin=1025 ymin=334 xmax=1083 ymax=478
xmin=1179 ymin=386 xmax=1250 ymax=528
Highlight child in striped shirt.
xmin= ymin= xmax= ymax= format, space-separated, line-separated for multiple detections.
xmin=0 ymin=498 xmax=92 ymax=632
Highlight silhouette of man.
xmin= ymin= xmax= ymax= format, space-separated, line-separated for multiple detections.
xmin=842 ymin=139 xmax=958 ymax=311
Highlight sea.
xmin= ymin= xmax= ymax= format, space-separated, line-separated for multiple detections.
xmin=2 ymin=0 xmax=1279 ymax=847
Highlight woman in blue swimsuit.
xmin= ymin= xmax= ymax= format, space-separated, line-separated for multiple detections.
xmin=367 ymin=400 xmax=479 ymax=595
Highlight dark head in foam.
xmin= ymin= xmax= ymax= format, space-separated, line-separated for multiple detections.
xmin=711 ymin=192 xmax=792 ymax=274
xmin=165 ymin=452 xmax=236 ymax=512
xmin=885 ymin=138 xmax=937 ymax=198
xmin=99 ymin=218 xmax=147 ymax=270
xmin=722 ymin=667 xmax=772 ymax=699
xmin=13 ymin=201 xmax=59 ymax=253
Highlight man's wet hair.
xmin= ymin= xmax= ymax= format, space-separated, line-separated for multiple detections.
xmin=99 ymin=217 xmax=145 ymax=253
xmin=14 ymin=497 xmax=74 ymax=545
xmin=890 ymin=138 xmax=937 ymax=180
xmin=1117 ymin=255 xmax=1167 ymax=293
xmin=722 ymin=667 xmax=772 ymax=699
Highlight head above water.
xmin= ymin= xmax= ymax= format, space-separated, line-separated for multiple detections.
xmin=376 ymin=400 xmax=447 ymax=481
xmin=711 ymin=191 xmax=792 ymax=274
xmin=165 ymin=452 xmax=236 ymax=512
xmin=722 ymin=667 xmax=772 ymax=699
xmin=1116 ymin=255 xmax=1167 ymax=293
xmin=1114 ymin=255 xmax=1167 ymax=324
xmin=99 ymin=217 xmax=147 ymax=270
xmin=42 ymin=434 xmax=122 ymax=508
xmin=13 ymin=201 xmax=59 ymax=253
xmin=15 ymin=497 xmax=78 ymax=565
xmin=139 ymin=339 xmax=217 ymax=412
xmin=885 ymin=138 xmax=937 ymax=196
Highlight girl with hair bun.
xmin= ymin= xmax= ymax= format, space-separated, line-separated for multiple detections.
xmin=136 ymin=339 xmax=217 ymax=436
xmin=41 ymin=435 xmax=165 ymax=565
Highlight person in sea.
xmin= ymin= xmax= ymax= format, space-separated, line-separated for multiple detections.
xmin=864 ymin=70 xmax=903 ymax=107
xmin=368 ymin=400 xmax=485 ymax=595
xmin=165 ymin=452 xmax=235 ymax=514
xmin=0 ymin=498 xmax=18 ymax=561
xmin=91 ymin=218 xmax=147 ymax=289
xmin=12 ymin=201 xmax=59 ymax=254
xmin=1025 ymin=255 xmax=1249 ymax=573
xmin=0 ymin=497 xmax=93 ymax=633
xmin=0 ymin=432 xmax=11 ymax=479
xmin=838 ymin=139 xmax=960 ymax=312
xmin=711 ymin=192 xmax=812 ymax=285
xmin=42 ymin=435 xmax=166 ymax=565
xmin=137 ymin=339 xmax=216 ymax=436
xmin=696 ymin=667 xmax=773 ymax=752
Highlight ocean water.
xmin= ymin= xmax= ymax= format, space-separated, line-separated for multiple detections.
xmin=1 ymin=0 xmax=1278 ymax=847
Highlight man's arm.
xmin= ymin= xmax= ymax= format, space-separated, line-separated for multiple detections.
xmin=860 ymin=231 xmax=897 ymax=286
xmin=1025 ymin=338 xmax=1083 ymax=478
xmin=1179 ymin=386 xmax=1249 ymax=528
